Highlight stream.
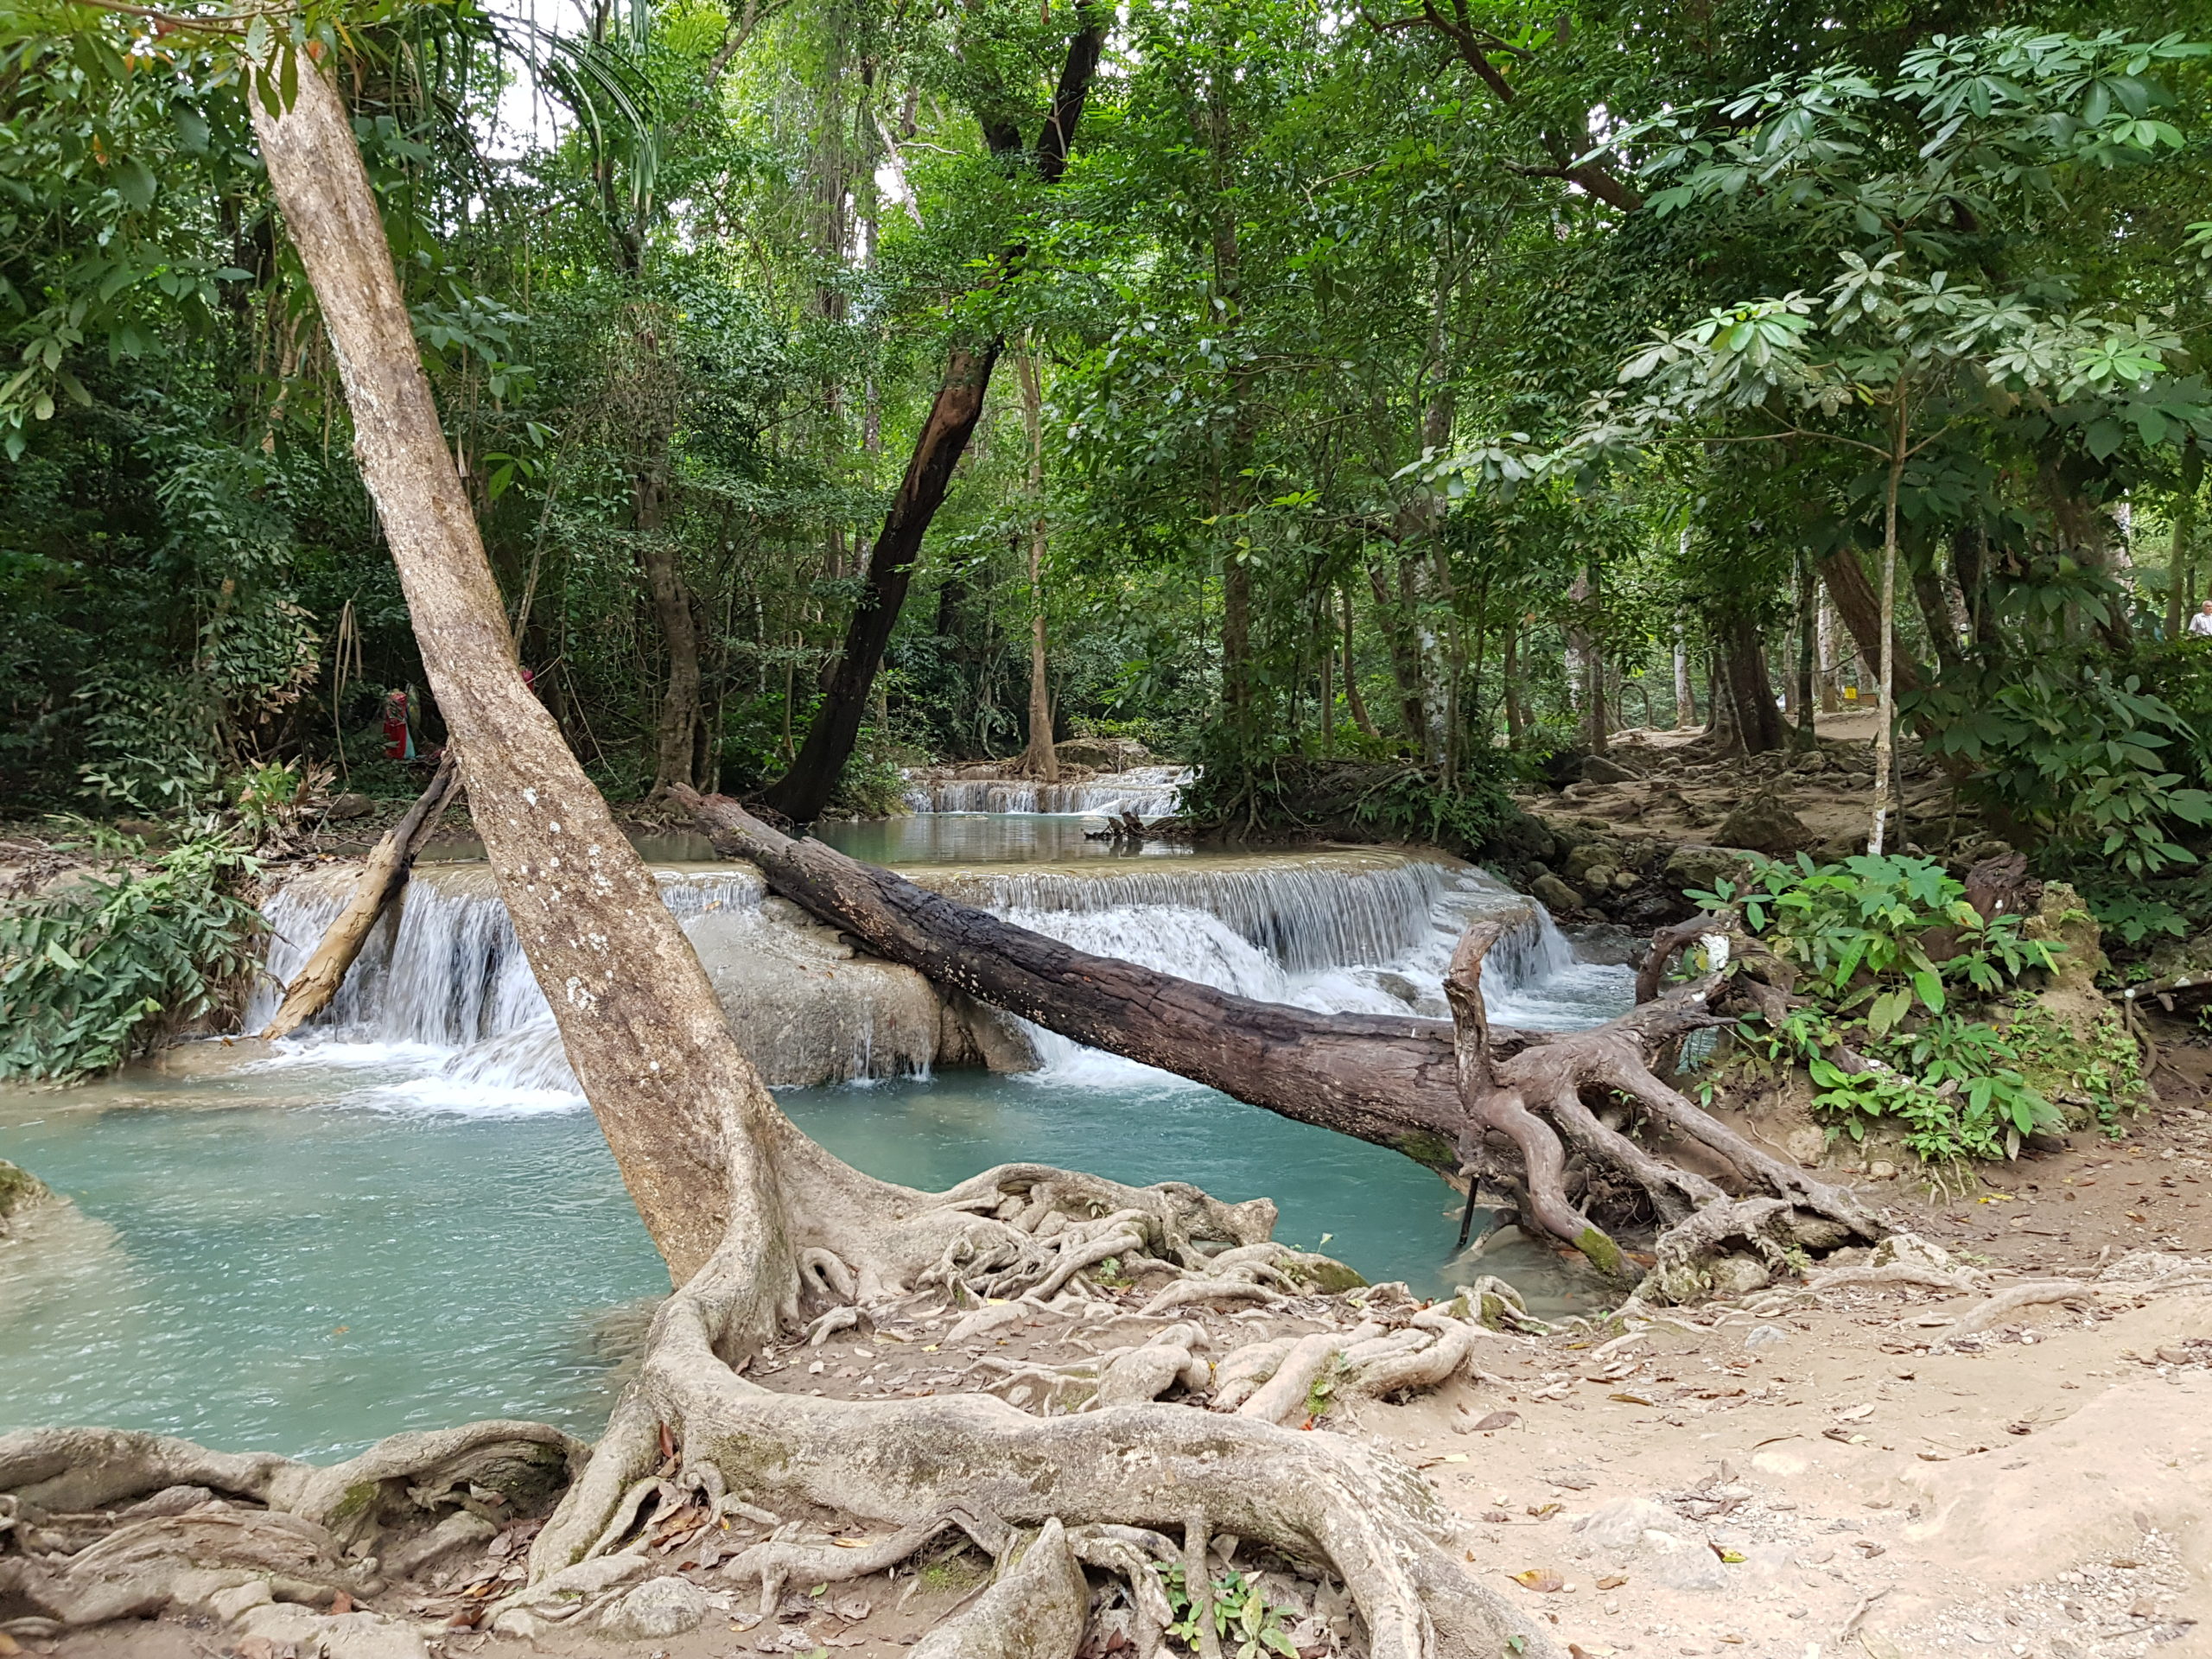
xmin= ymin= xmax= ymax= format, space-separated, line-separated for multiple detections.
xmin=0 ymin=807 xmax=1633 ymax=1460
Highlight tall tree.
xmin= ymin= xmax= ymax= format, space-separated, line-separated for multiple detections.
xmin=758 ymin=4 xmax=1105 ymax=821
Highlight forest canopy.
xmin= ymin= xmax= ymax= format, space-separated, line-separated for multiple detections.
xmin=3 ymin=0 xmax=2209 ymax=915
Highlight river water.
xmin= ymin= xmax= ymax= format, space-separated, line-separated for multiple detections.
xmin=0 ymin=811 xmax=1632 ymax=1460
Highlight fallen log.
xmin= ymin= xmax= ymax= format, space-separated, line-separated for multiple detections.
xmin=678 ymin=785 xmax=1478 ymax=1166
xmin=676 ymin=790 xmax=1884 ymax=1277
xmin=260 ymin=752 xmax=461 ymax=1040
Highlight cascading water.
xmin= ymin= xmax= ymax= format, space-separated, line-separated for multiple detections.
xmin=248 ymin=845 xmax=1588 ymax=1103
xmin=920 ymin=851 xmax=1451 ymax=974
xmin=245 ymin=862 xmax=952 ymax=1103
xmin=904 ymin=765 xmax=1192 ymax=817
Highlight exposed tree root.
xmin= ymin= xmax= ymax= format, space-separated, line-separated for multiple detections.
xmin=0 ymin=1420 xmax=584 ymax=1637
xmin=460 ymin=1089 xmax=1568 ymax=1658
xmin=1446 ymin=920 xmax=1885 ymax=1294
xmin=1926 ymin=1252 xmax=2212 ymax=1346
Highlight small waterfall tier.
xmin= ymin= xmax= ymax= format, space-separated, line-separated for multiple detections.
xmin=251 ymin=847 xmax=1596 ymax=1102
xmin=904 ymin=766 xmax=1191 ymax=817
xmin=915 ymin=850 xmax=1455 ymax=975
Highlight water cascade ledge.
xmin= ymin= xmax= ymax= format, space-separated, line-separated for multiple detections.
xmin=903 ymin=765 xmax=1192 ymax=817
xmin=254 ymin=850 xmax=1576 ymax=1093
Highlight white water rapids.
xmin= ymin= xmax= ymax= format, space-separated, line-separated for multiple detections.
xmin=247 ymin=846 xmax=1627 ymax=1109
xmin=903 ymin=766 xmax=1192 ymax=817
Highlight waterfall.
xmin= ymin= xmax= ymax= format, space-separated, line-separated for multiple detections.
xmin=249 ymin=865 xmax=766 ymax=1046
xmin=250 ymin=845 xmax=1613 ymax=1103
xmin=915 ymin=853 xmax=1451 ymax=975
xmin=904 ymin=766 xmax=1192 ymax=817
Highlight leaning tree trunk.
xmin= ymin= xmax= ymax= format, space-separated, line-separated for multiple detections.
xmin=678 ymin=789 xmax=1882 ymax=1266
xmin=259 ymin=750 xmax=460 ymax=1039
xmin=249 ymin=47 xmax=777 ymax=1298
xmin=207 ymin=47 xmax=1591 ymax=1659
xmin=759 ymin=10 xmax=1106 ymax=823
xmin=758 ymin=346 xmax=1000 ymax=822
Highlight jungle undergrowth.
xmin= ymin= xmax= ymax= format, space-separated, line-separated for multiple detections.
xmin=0 ymin=816 xmax=264 ymax=1082
xmin=1687 ymin=852 xmax=2133 ymax=1163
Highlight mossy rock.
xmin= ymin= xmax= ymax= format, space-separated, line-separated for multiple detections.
xmin=2022 ymin=881 xmax=2108 ymax=994
xmin=1284 ymin=1257 xmax=1369 ymax=1294
xmin=0 ymin=1158 xmax=50 ymax=1224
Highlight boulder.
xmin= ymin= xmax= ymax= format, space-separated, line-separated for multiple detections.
xmin=1580 ymin=754 xmax=1641 ymax=785
xmin=1706 ymin=1253 xmax=1771 ymax=1296
xmin=1662 ymin=844 xmax=1751 ymax=897
xmin=1712 ymin=794 xmax=1812 ymax=854
xmin=1529 ymin=874 xmax=1584 ymax=914
xmin=596 ymin=1575 xmax=715 ymax=1641
xmin=323 ymin=793 xmax=374 ymax=821
xmin=1871 ymin=1232 xmax=1956 ymax=1274
xmin=0 ymin=1157 xmax=49 ymax=1225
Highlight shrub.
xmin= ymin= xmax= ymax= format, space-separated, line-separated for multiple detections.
xmin=0 ymin=822 xmax=264 ymax=1082
xmin=1694 ymin=853 xmax=2101 ymax=1163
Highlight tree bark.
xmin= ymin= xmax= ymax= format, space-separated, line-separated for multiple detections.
xmin=1014 ymin=349 xmax=1058 ymax=780
xmin=1370 ymin=560 xmax=1429 ymax=747
xmin=250 ymin=50 xmax=784 ymax=1299
xmin=259 ymin=751 xmax=460 ymax=1040
xmin=1818 ymin=546 xmax=1920 ymax=700
xmin=1671 ymin=621 xmax=1696 ymax=728
xmin=1815 ymin=596 xmax=1842 ymax=711
xmin=1794 ymin=553 xmax=1817 ymax=745
xmin=1714 ymin=612 xmax=1784 ymax=753
xmin=1341 ymin=584 xmax=1376 ymax=737
xmin=1569 ymin=563 xmax=1605 ymax=754
xmin=758 ymin=12 xmax=1107 ymax=822
xmin=639 ymin=532 xmax=703 ymax=798
xmin=1869 ymin=407 xmax=1907 ymax=857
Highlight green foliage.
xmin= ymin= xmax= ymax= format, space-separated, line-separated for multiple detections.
xmin=232 ymin=758 xmax=332 ymax=849
xmin=1694 ymin=853 xmax=2059 ymax=1025
xmin=0 ymin=823 xmax=264 ymax=1082
xmin=823 ymin=734 xmax=921 ymax=820
xmin=1916 ymin=660 xmax=2212 ymax=878
xmin=2080 ymin=887 xmax=2188 ymax=948
xmin=3 ymin=0 xmax=2210 ymax=901
xmin=1180 ymin=734 xmax=1521 ymax=857
xmin=1703 ymin=854 xmax=2079 ymax=1162
xmin=1154 ymin=1564 xmax=1300 ymax=1659
xmin=2005 ymin=1006 xmax=2149 ymax=1128
xmin=1795 ymin=1009 xmax=2060 ymax=1162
